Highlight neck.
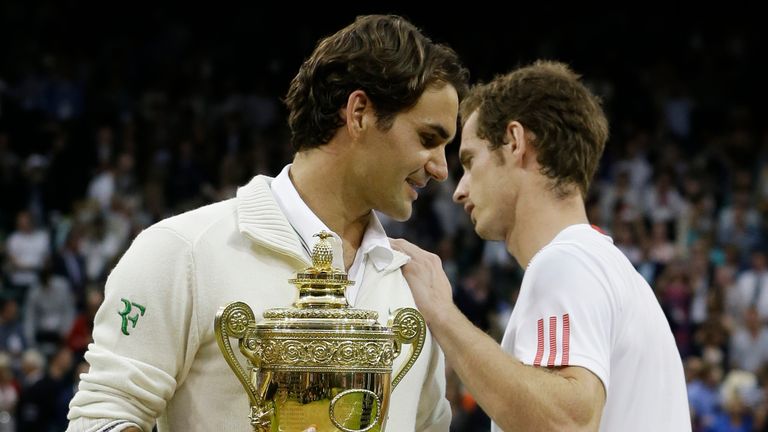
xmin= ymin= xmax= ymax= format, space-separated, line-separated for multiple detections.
xmin=506 ymin=185 xmax=589 ymax=269
xmin=290 ymin=149 xmax=370 ymax=264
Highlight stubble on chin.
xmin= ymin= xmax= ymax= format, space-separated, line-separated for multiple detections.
xmin=379 ymin=197 xmax=413 ymax=222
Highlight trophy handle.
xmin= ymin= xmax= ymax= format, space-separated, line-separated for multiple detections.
xmin=389 ymin=307 xmax=426 ymax=389
xmin=215 ymin=302 xmax=274 ymax=431
xmin=214 ymin=302 xmax=261 ymax=406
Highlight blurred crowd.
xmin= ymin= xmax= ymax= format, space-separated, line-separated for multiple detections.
xmin=1 ymin=4 xmax=767 ymax=431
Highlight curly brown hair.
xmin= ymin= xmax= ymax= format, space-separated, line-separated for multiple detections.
xmin=284 ymin=15 xmax=469 ymax=151
xmin=461 ymin=60 xmax=609 ymax=198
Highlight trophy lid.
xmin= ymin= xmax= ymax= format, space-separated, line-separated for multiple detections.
xmin=261 ymin=231 xmax=379 ymax=323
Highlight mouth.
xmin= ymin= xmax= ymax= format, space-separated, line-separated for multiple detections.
xmin=465 ymin=204 xmax=476 ymax=223
xmin=406 ymin=178 xmax=427 ymax=189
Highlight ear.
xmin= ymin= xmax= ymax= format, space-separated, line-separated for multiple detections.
xmin=342 ymin=90 xmax=370 ymax=138
xmin=505 ymin=120 xmax=532 ymax=166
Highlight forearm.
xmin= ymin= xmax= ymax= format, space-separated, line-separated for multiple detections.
xmin=429 ymin=304 xmax=602 ymax=432
xmin=66 ymin=417 xmax=143 ymax=432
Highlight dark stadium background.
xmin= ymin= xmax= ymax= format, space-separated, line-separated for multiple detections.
xmin=0 ymin=3 xmax=766 ymax=431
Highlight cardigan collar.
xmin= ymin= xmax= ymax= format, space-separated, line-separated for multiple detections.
xmin=236 ymin=175 xmax=410 ymax=272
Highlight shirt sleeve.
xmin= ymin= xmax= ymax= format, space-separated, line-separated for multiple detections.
xmin=67 ymin=227 xmax=201 ymax=432
xmin=512 ymin=244 xmax=613 ymax=390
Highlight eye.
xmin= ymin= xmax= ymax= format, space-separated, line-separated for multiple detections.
xmin=420 ymin=133 xmax=439 ymax=148
xmin=460 ymin=156 xmax=472 ymax=171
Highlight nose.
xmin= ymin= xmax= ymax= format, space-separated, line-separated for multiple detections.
xmin=453 ymin=173 xmax=468 ymax=204
xmin=426 ymin=148 xmax=449 ymax=182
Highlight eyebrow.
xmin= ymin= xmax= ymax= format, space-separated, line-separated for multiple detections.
xmin=422 ymin=122 xmax=451 ymax=141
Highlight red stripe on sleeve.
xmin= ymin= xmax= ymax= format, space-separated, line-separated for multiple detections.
xmin=591 ymin=224 xmax=607 ymax=235
xmin=562 ymin=314 xmax=570 ymax=366
xmin=547 ymin=316 xmax=558 ymax=367
xmin=534 ymin=318 xmax=544 ymax=366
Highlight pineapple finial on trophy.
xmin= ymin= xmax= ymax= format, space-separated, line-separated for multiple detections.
xmin=312 ymin=231 xmax=335 ymax=271
xmin=290 ymin=231 xmax=353 ymax=309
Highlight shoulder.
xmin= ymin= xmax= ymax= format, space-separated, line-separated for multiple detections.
xmin=104 ymin=201 xmax=243 ymax=298
xmin=525 ymin=228 xmax=617 ymax=297
xmin=111 ymin=199 xmax=239 ymax=271
xmin=526 ymin=247 xmax=598 ymax=297
xmin=158 ymin=173 xmax=275 ymax=238
xmin=149 ymin=198 xmax=239 ymax=247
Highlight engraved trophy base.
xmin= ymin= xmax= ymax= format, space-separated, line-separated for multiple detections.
xmin=261 ymin=371 xmax=390 ymax=432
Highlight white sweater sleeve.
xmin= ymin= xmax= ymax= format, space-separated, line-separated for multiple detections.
xmin=66 ymin=417 xmax=142 ymax=431
xmin=414 ymin=332 xmax=452 ymax=431
xmin=67 ymin=227 xmax=200 ymax=432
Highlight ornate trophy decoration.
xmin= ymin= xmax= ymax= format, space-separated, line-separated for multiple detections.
xmin=215 ymin=231 xmax=426 ymax=431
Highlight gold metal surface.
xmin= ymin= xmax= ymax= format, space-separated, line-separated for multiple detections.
xmin=215 ymin=231 xmax=426 ymax=431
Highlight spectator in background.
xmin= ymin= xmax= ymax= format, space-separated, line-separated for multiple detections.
xmin=453 ymin=265 xmax=496 ymax=332
xmin=613 ymin=131 xmax=652 ymax=192
xmin=599 ymin=167 xmax=641 ymax=227
xmin=23 ymin=268 xmax=75 ymax=356
xmin=644 ymin=168 xmax=685 ymax=226
xmin=17 ymin=346 xmax=73 ymax=431
xmin=52 ymin=228 xmax=87 ymax=305
xmin=649 ymin=221 xmax=677 ymax=265
xmin=686 ymin=357 xmax=722 ymax=431
xmin=729 ymin=249 xmax=768 ymax=325
xmin=66 ymin=288 xmax=102 ymax=362
xmin=707 ymin=370 xmax=758 ymax=432
xmin=4 ymin=210 xmax=50 ymax=296
xmin=0 ymin=131 xmax=23 ymax=224
xmin=718 ymin=191 xmax=763 ymax=263
xmin=0 ymin=352 xmax=18 ymax=432
xmin=56 ymin=361 xmax=88 ymax=431
xmin=18 ymin=349 xmax=45 ymax=390
xmin=657 ymin=261 xmax=694 ymax=356
xmin=0 ymin=299 xmax=26 ymax=360
xmin=728 ymin=306 xmax=768 ymax=374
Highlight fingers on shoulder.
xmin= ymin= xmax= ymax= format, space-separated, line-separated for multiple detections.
xmin=389 ymin=237 xmax=412 ymax=249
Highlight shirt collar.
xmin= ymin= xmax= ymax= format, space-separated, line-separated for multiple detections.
xmin=271 ymin=164 xmax=394 ymax=271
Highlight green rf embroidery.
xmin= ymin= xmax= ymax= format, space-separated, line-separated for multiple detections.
xmin=118 ymin=298 xmax=146 ymax=335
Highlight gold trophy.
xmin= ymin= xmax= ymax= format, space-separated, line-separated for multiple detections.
xmin=215 ymin=231 xmax=426 ymax=431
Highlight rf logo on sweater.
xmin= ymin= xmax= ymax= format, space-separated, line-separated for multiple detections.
xmin=118 ymin=298 xmax=146 ymax=335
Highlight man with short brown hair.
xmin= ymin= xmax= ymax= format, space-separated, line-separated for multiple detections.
xmin=393 ymin=60 xmax=690 ymax=431
xmin=67 ymin=15 xmax=468 ymax=432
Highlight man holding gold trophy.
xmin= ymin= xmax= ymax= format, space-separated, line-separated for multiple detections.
xmin=66 ymin=14 xmax=468 ymax=432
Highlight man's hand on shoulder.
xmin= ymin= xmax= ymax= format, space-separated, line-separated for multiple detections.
xmin=389 ymin=238 xmax=454 ymax=324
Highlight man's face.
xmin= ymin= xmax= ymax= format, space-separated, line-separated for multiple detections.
xmin=453 ymin=111 xmax=514 ymax=241
xmin=356 ymin=84 xmax=459 ymax=221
